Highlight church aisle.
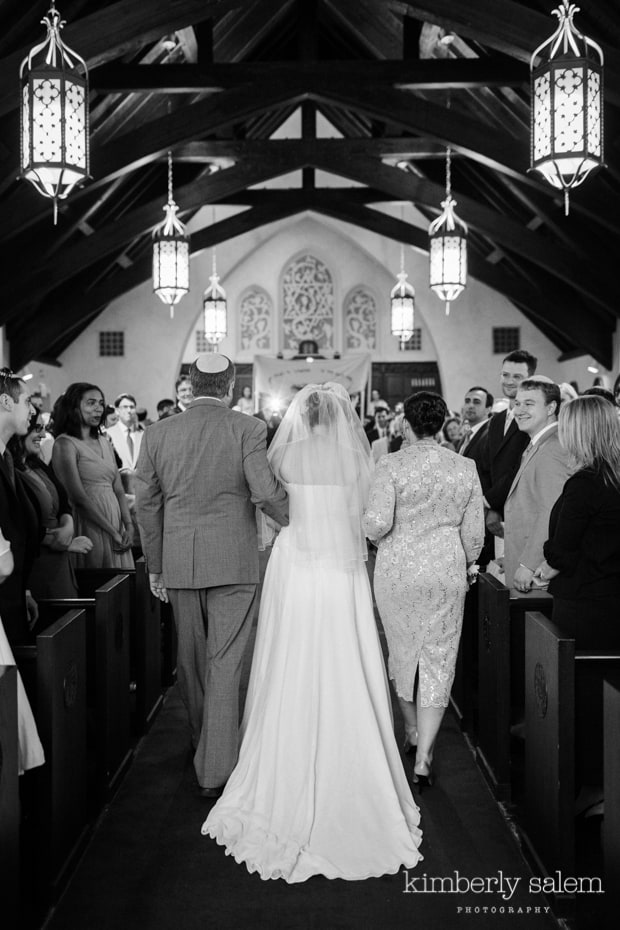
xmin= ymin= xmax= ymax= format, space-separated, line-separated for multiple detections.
xmin=43 ymin=683 xmax=558 ymax=930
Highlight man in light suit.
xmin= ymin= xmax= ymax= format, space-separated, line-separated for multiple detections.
xmin=503 ymin=378 xmax=571 ymax=593
xmin=135 ymin=355 xmax=289 ymax=797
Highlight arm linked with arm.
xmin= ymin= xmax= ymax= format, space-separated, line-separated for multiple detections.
xmin=460 ymin=468 xmax=485 ymax=564
xmin=242 ymin=419 xmax=289 ymax=526
xmin=362 ymin=460 xmax=395 ymax=543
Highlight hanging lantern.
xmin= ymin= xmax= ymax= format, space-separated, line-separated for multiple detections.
xmin=390 ymin=244 xmax=415 ymax=343
xmin=202 ymin=250 xmax=227 ymax=347
xmin=530 ymin=0 xmax=604 ymax=215
xmin=152 ymin=152 xmax=190 ymax=318
xmin=429 ymin=148 xmax=467 ymax=316
xmin=19 ymin=2 xmax=89 ymax=223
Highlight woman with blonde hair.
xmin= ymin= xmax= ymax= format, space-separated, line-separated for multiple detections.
xmin=534 ymin=394 xmax=620 ymax=647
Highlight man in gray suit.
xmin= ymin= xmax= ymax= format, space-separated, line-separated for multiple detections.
xmin=503 ymin=377 xmax=570 ymax=593
xmin=135 ymin=354 xmax=289 ymax=796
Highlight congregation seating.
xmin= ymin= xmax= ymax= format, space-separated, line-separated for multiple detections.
xmin=521 ymin=612 xmax=620 ymax=920
xmin=475 ymin=572 xmax=553 ymax=799
xmin=36 ymin=574 xmax=133 ymax=803
xmin=14 ymin=611 xmax=89 ymax=898
xmin=75 ymin=557 xmax=164 ymax=733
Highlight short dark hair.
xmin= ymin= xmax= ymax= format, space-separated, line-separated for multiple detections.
xmin=189 ymin=357 xmax=235 ymax=399
xmin=156 ymin=398 xmax=175 ymax=414
xmin=0 ymin=368 xmax=25 ymax=403
xmin=520 ymin=378 xmax=561 ymax=416
xmin=404 ymin=391 xmax=448 ymax=438
xmin=582 ymin=386 xmax=616 ymax=405
xmin=114 ymin=392 xmax=136 ymax=407
xmin=502 ymin=350 xmax=538 ymax=376
xmin=175 ymin=375 xmax=191 ymax=392
xmin=466 ymin=385 xmax=494 ymax=408
xmin=52 ymin=382 xmax=104 ymax=439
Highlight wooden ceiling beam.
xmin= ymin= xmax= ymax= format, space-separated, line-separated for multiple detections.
xmin=0 ymin=151 xmax=306 ymax=324
xmin=7 ymin=201 xmax=301 ymax=369
xmin=399 ymin=0 xmax=620 ymax=106
xmin=0 ymin=0 xmax=235 ymax=118
xmin=310 ymin=198 xmax=612 ymax=365
xmin=309 ymin=149 xmax=617 ymax=319
xmin=90 ymin=57 xmax=529 ymax=93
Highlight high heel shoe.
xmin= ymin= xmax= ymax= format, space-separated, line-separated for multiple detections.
xmin=413 ymin=761 xmax=435 ymax=792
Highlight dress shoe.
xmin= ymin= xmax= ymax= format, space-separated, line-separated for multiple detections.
xmin=199 ymin=785 xmax=225 ymax=799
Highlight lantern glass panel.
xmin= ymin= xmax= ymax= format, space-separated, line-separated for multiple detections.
xmin=390 ymin=296 xmax=415 ymax=340
xmin=204 ymin=299 xmax=227 ymax=343
xmin=153 ymin=239 xmax=190 ymax=305
xmin=429 ymin=236 xmax=467 ymax=297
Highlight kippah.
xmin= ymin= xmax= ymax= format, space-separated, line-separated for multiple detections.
xmin=195 ymin=354 xmax=231 ymax=374
xmin=525 ymin=375 xmax=555 ymax=384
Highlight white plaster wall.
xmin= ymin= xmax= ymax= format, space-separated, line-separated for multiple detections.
xmin=16 ymin=210 xmax=615 ymax=416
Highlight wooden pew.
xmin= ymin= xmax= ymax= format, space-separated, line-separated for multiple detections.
xmin=0 ymin=665 xmax=19 ymax=930
xmin=603 ymin=676 xmax=620 ymax=927
xmin=37 ymin=575 xmax=133 ymax=803
xmin=76 ymin=558 xmax=164 ymax=733
xmin=522 ymin=612 xmax=620 ymax=915
xmin=476 ymin=572 xmax=553 ymax=800
xmin=450 ymin=583 xmax=477 ymax=735
xmin=15 ymin=610 xmax=89 ymax=901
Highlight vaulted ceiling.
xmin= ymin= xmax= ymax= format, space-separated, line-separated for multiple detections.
xmin=1 ymin=0 xmax=619 ymax=370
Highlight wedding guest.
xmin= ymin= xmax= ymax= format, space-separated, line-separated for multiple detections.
xmin=106 ymin=393 xmax=144 ymax=473
xmin=366 ymin=407 xmax=391 ymax=444
xmin=156 ymin=398 xmax=175 ymax=420
xmin=503 ymin=378 xmax=570 ymax=592
xmin=103 ymin=404 xmax=119 ymax=429
xmin=440 ymin=416 xmax=461 ymax=452
xmin=237 ymin=385 xmax=254 ymax=415
xmin=174 ymin=376 xmax=193 ymax=413
xmin=582 ymin=386 xmax=616 ymax=405
xmin=534 ymin=395 xmax=620 ymax=647
xmin=0 ymin=526 xmax=45 ymax=774
xmin=363 ymin=391 xmax=484 ymax=788
xmin=367 ymin=388 xmax=387 ymax=418
xmin=51 ymin=383 xmax=134 ymax=570
xmin=0 ymin=368 xmax=41 ymax=647
xmin=9 ymin=410 xmax=93 ymax=597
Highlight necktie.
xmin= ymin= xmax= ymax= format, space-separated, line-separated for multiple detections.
xmin=521 ymin=442 xmax=534 ymax=463
xmin=126 ymin=429 xmax=134 ymax=461
xmin=503 ymin=409 xmax=513 ymax=435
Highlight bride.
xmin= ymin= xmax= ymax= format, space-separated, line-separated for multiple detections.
xmin=202 ymin=382 xmax=423 ymax=881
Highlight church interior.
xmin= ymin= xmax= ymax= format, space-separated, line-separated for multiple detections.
xmin=1 ymin=1 xmax=620 ymax=928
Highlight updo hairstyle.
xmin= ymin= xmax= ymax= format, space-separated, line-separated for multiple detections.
xmin=404 ymin=391 xmax=448 ymax=439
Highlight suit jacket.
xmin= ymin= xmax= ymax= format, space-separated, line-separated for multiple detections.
xmin=0 ymin=453 xmax=42 ymax=646
xmin=106 ymin=422 xmax=144 ymax=471
xmin=135 ymin=398 xmax=289 ymax=588
xmin=479 ymin=409 xmax=530 ymax=515
xmin=503 ymin=425 xmax=571 ymax=588
xmin=461 ymin=420 xmax=492 ymax=566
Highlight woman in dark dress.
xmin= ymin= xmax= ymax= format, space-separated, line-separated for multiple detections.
xmin=534 ymin=395 xmax=620 ymax=648
xmin=534 ymin=395 xmax=620 ymax=794
xmin=9 ymin=410 xmax=93 ymax=597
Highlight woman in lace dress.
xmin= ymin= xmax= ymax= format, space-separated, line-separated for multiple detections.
xmin=363 ymin=392 xmax=484 ymax=788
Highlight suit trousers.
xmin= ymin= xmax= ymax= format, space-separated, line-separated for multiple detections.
xmin=168 ymin=583 xmax=257 ymax=788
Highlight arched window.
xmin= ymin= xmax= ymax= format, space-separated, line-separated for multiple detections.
xmin=239 ymin=287 xmax=273 ymax=351
xmin=344 ymin=286 xmax=377 ymax=350
xmin=281 ymin=254 xmax=334 ymax=351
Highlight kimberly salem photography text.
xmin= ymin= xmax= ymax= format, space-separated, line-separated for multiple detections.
xmin=402 ymin=870 xmax=604 ymax=901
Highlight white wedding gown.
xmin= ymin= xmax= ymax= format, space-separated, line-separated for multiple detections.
xmin=202 ymin=481 xmax=423 ymax=882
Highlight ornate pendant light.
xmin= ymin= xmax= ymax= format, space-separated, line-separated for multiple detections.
xmin=202 ymin=215 xmax=227 ymax=347
xmin=152 ymin=152 xmax=190 ymax=318
xmin=19 ymin=2 xmax=89 ymax=223
xmin=390 ymin=242 xmax=415 ymax=344
xmin=530 ymin=0 xmax=604 ymax=215
xmin=428 ymin=147 xmax=467 ymax=316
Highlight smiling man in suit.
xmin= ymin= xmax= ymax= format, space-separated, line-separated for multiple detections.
xmin=480 ymin=350 xmax=538 ymax=539
xmin=135 ymin=354 xmax=289 ymax=798
xmin=503 ymin=377 xmax=571 ymax=593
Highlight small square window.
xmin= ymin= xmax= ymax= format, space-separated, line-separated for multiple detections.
xmin=493 ymin=327 xmax=520 ymax=354
xmin=99 ymin=331 xmax=124 ymax=357
xmin=196 ymin=330 xmax=210 ymax=353
xmin=398 ymin=329 xmax=422 ymax=352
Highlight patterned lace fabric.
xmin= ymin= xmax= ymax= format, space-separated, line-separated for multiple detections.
xmin=363 ymin=440 xmax=484 ymax=707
